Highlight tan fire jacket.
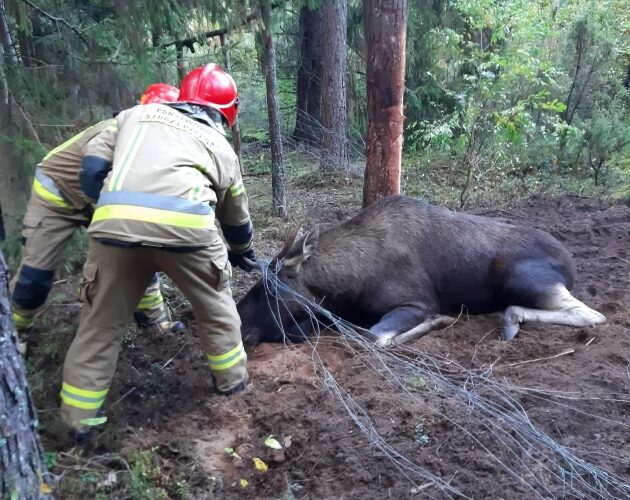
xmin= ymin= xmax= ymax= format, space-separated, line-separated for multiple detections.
xmin=83 ymin=103 xmax=252 ymax=249
xmin=35 ymin=120 xmax=117 ymax=210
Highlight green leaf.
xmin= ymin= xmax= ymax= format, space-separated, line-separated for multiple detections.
xmin=224 ymin=447 xmax=241 ymax=460
xmin=79 ymin=416 xmax=107 ymax=426
xmin=44 ymin=451 xmax=58 ymax=469
xmin=264 ymin=435 xmax=283 ymax=450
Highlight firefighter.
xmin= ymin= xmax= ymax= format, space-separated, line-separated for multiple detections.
xmin=60 ymin=64 xmax=255 ymax=441
xmin=10 ymin=83 xmax=184 ymax=354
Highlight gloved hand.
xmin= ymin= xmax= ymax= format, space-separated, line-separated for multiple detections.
xmin=228 ymin=248 xmax=258 ymax=272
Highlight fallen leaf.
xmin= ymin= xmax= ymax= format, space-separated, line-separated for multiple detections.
xmin=253 ymin=457 xmax=268 ymax=472
xmin=264 ymin=435 xmax=282 ymax=450
xmin=240 ymin=479 xmax=249 ymax=488
xmin=40 ymin=482 xmax=53 ymax=494
xmin=79 ymin=416 xmax=107 ymax=426
xmin=224 ymin=447 xmax=242 ymax=460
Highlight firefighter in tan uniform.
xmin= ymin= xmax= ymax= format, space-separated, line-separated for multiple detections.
xmin=60 ymin=64 xmax=255 ymax=440
xmin=10 ymin=84 xmax=184 ymax=353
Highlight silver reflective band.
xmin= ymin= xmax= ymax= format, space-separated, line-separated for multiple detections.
xmin=97 ymin=191 xmax=213 ymax=215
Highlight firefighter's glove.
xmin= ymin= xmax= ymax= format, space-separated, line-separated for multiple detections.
xmin=228 ymin=248 xmax=257 ymax=273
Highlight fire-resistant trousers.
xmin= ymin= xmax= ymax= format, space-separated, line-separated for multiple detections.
xmin=60 ymin=237 xmax=247 ymax=431
xmin=10 ymin=193 xmax=170 ymax=331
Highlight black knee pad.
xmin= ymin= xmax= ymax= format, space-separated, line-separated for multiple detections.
xmin=12 ymin=265 xmax=54 ymax=310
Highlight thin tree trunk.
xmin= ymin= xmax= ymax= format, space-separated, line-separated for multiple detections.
xmin=260 ymin=0 xmax=286 ymax=217
xmin=176 ymin=44 xmax=185 ymax=81
xmin=320 ymin=0 xmax=348 ymax=172
xmin=0 ymin=10 xmax=29 ymax=242
xmin=220 ymin=32 xmax=244 ymax=175
xmin=362 ymin=0 xmax=408 ymax=207
xmin=0 ymin=98 xmax=29 ymax=242
xmin=0 ymin=0 xmax=17 ymax=65
xmin=0 ymin=249 xmax=50 ymax=498
xmin=292 ymin=5 xmax=323 ymax=145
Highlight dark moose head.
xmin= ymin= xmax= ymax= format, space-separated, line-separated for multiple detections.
xmin=237 ymin=225 xmax=320 ymax=350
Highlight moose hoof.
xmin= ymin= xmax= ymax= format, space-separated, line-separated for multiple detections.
xmin=372 ymin=332 xmax=397 ymax=348
xmin=502 ymin=308 xmax=521 ymax=341
xmin=586 ymin=310 xmax=606 ymax=326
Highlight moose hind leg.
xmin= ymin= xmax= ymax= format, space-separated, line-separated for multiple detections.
xmin=369 ymin=305 xmax=450 ymax=348
xmin=387 ymin=315 xmax=455 ymax=347
xmin=502 ymin=284 xmax=606 ymax=341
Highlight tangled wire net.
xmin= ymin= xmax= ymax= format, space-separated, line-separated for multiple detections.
xmin=256 ymin=259 xmax=630 ymax=499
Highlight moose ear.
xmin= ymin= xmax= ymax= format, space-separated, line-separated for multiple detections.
xmin=282 ymin=226 xmax=320 ymax=273
xmin=301 ymin=226 xmax=319 ymax=260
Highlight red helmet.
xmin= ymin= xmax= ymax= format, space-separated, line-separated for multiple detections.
xmin=179 ymin=63 xmax=239 ymax=127
xmin=140 ymin=83 xmax=180 ymax=104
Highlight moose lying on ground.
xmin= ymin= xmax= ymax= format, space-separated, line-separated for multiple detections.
xmin=237 ymin=195 xmax=606 ymax=349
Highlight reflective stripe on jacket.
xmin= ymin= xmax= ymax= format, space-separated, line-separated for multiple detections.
xmin=32 ymin=167 xmax=73 ymax=208
xmin=85 ymin=104 xmax=252 ymax=248
xmin=38 ymin=120 xmax=117 ymax=209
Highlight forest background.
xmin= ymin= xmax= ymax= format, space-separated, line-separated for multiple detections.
xmin=0 ymin=0 xmax=628 ymax=258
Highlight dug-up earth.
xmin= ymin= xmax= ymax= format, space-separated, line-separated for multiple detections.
xmin=27 ymin=176 xmax=629 ymax=499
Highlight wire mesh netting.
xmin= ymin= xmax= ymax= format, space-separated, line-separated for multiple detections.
xmin=253 ymin=258 xmax=630 ymax=500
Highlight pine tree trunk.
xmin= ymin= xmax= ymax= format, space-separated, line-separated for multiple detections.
xmin=0 ymin=19 xmax=29 ymax=243
xmin=362 ymin=0 xmax=407 ymax=207
xmin=320 ymin=0 xmax=348 ymax=172
xmin=260 ymin=0 xmax=286 ymax=217
xmin=0 ymin=249 xmax=50 ymax=498
xmin=220 ymin=33 xmax=244 ymax=175
xmin=292 ymin=5 xmax=323 ymax=145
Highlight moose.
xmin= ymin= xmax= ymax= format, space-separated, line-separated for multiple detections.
xmin=237 ymin=195 xmax=606 ymax=349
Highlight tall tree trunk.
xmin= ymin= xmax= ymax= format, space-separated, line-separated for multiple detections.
xmin=220 ymin=32 xmax=244 ymax=175
xmin=320 ymin=0 xmax=348 ymax=172
xmin=0 ymin=98 xmax=28 ymax=242
xmin=0 ymin=249 xmax=50 ymax=497
xmin=0 ymin=7 xmax=29 ymax=242
xmin=292 ymin=5 xmax=323 ymax=145
xmin=0 ymin=0 xmax=17 ymax=65
xmin=260 ymin=0 xmax=286 ymax=217
xmin=362 ymin=0 xmax=408 ymax=207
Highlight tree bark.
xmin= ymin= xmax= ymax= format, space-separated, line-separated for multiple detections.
xmin=362 ymin=0 xmax=408 ymax=207
xmin=0 ymin=0 xmax=17 ymax=65
xmin=0 ymin=249 xmax=50 ymax=498
xmin=0 ymin=98 xmax=28 ymax=243
xmin=320 ymin=0 xmax=348 ymax=172
xmin=220 ymin=32 xmax=244 ymax=175
xmin=260 ymin=0 xmax=286 ymax=217
xmin=292 ymin=5 xmax=323 ymax=145
xmin=0 ymin=11 xmax=29 ymax=242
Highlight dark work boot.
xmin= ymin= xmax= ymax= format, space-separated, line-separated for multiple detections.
xmin=214 ymin=374 xmax=249 ymax=396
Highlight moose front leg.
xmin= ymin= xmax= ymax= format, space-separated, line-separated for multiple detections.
xmin=369 ymin=305 xmax=452 ymax=348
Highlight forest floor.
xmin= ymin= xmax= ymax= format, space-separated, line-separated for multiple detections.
xmin=23 ymin=156 xmax=629 ymax=499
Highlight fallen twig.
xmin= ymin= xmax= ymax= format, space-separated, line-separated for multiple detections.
xmin=495 ymin=349 xmax=575 ymax=369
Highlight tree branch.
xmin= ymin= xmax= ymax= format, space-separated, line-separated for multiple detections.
xmin=10 ymin=96 xmax=40 ymax=144
xmin=20 ymin=0 xmax=89 ymax=46
xmin=162 ymin=1 xmax=285 ymax=50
